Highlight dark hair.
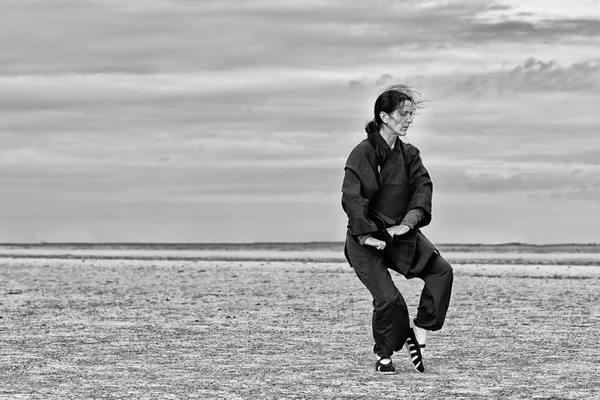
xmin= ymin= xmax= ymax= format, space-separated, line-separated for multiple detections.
xmin=364 ymin=84 xmax=425 ymax=140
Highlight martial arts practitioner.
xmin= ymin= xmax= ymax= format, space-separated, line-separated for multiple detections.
xmin=341 ymin=85 xmax=453 ymax=374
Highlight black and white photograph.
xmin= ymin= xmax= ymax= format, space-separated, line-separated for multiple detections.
xmin=1 ymin=0 xmax=599 ymax=398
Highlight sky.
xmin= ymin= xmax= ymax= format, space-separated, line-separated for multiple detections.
xmin=1 ymin=0 xmax=600 ymax=244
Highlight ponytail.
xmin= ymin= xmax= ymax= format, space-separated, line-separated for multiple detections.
xmin=365 ymin=118 xmax=388 ymax=171
xmin=365 ymin=119 xmax=379 ymax=146
xmin=365 ymin=119 xmax=379 ymax=135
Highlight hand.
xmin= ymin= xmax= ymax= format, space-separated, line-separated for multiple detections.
xmin=387 ymin=224 xmax=410 ymax=237
xmin=364 ymin=237 xmax=387 ymax=251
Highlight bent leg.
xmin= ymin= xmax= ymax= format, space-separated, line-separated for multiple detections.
xmin=413 ymin=253 xmax=453 ymax=331
xmin=346 ymin=236 xmax=411 ymax=358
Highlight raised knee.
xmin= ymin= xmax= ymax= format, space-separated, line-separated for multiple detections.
xmin=440 ymin=258 xmax=453 ymax=275
xmin=445 ymin=263 xmax=454 ymax=282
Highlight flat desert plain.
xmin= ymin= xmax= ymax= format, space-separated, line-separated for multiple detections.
xmin=1 ymin=244 xmax=599 ymax=399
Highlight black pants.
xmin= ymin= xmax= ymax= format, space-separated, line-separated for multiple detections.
xmin=345 ymin=235 xmax=453 ymax=358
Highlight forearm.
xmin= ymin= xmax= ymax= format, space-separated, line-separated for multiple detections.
xmin=357 ymin=234 xmax=371 ymax=245
xmin=400 ymin=208 xmax=425 ymax=230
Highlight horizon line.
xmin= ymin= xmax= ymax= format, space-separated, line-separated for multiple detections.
xmin=1 ymin=241 xmax=598 ymax=247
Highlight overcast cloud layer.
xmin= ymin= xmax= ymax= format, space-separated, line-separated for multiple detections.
xmin=1 ymin=0 xmax=599 ymax=243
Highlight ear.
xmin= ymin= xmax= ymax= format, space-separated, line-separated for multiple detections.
xmin=379 ymin=111 xmax=388 ymax=124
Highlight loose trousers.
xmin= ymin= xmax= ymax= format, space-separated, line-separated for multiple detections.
xmin=345 ymin=234 xmax=453 ymax=359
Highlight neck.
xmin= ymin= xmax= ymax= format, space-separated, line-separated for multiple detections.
xmin=378 ymin=126 xmax=398 ymax=149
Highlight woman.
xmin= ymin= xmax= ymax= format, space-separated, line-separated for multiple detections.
xmin=341 ymin=85 xmax=453 ymax=375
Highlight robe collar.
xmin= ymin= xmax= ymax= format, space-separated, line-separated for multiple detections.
xmin=373 ymin=131 xmax=402 ymax=154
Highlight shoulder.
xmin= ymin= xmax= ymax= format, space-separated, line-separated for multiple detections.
xmin=345 ymin=138 xmax=378 ymax=172
xmin=403 ymin=141 xmax=422 ymax=159
xmin=347 ymin=138 xmax=376 ymax=160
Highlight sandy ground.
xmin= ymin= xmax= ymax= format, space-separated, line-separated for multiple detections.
xmin=1 ymin=258 xmax=599 ymax=399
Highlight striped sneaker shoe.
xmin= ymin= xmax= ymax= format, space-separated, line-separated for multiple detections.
xmin=405 ymin=328 xmax=425 ymax=373
xmin=375 ymin=358 xmax=397 ymax=375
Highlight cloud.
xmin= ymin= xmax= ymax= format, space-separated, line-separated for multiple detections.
xmin=468 ymin=18 xmax=600 ymax=42
xmin=7 ymin=0 xmax=597 ymax=77
xmin=452 ymin=58 xmax=600 ymax=94
xmin=0 ymin=70 xmax=384 ymax=179
xmin=1 ymin=0 xmax=598 ymax=86
xmin=477 ymin=0 xmax=600 ymax=22
xmin=549 ymin=187 xmax=600 ymax=202
xmin=1 ymin=0 xmax=599 ymax=243
xmin=432 ymin=160 xmax=600 ymax=197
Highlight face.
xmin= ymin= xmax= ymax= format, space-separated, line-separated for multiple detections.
xmin=382 ymin=101 xmax=415 ymax=136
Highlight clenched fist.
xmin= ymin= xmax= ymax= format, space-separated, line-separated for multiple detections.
xmin=364 ymin=237 xmax=387 ymax=250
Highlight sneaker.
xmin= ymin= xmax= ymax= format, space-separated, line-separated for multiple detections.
xmin=405 ymin=328 xmax=425 ymax=373
xmin=375 ymin=358 xmax=397 ymax=375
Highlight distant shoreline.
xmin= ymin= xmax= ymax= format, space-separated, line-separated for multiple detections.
xmin=1 ymin=242 xmax=600 ymax=253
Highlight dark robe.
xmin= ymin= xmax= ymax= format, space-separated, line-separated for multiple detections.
xmin=341 ymin=132 xmax=438 ymax=277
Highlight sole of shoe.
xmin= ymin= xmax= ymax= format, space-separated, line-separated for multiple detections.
xmin=375 ymin=368 xmax=397 ymax=375
xmin=377 ymin=371 xmax=397 ymax=375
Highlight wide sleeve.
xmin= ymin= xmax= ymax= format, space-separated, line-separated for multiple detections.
xmin=400 ymin=208 xmax=425 ymax=230
xmin=341 ymin=145 xmax=380 ymax=236
xmin=405 ymin=144 xmax=433 ymax=228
